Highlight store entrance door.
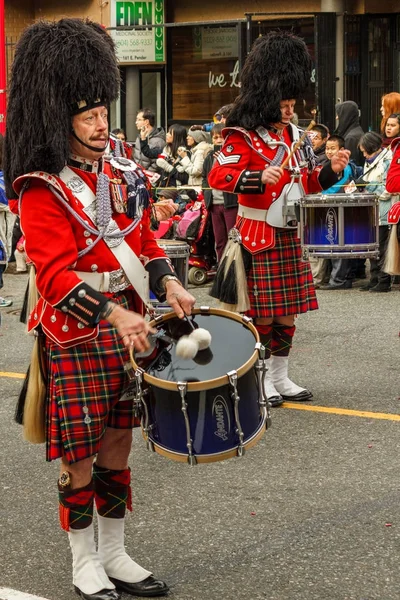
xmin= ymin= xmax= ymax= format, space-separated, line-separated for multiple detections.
xmin=140 ymin=68 xmax=166 ymax=130
xmin=111 ymin=66 xmax=165 ymax=143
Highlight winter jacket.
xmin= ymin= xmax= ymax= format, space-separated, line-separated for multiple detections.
xmin=361 ymin=147 xmax=394 ymax=225
xmin=180 ymin=141 xmax=213 ymax=186
xmin=335 ymin=101 xmax=365 ymax=166
xmin=134 ymin=127 xmax=166 ymax=172
xmin=154 ymin=146 xmax=189 ymax=188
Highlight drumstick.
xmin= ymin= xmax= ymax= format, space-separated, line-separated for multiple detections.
xmin=281 ymin=120 xmax=316 ymax=169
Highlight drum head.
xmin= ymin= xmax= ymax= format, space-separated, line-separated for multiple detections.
xmin=137 ymin=309 xmax=258 ymax=390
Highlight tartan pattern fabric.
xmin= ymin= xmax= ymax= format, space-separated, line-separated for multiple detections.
xmin=58 ymin=480 xmax=94 ymax=531
xmin=255 ymin=324 xmax=273 ymax=358
xmin=45 ymin=294 xmax=139 ymax=464
xmin=246 ymin=230 xmax=318 ymax=318
xmin=93 ymin=463 xmax=132 ymax=519
xmin=271 ymin=324 xmax=296 ymax=356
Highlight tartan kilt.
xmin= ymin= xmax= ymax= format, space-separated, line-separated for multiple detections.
xmin=45 ymin=293 xmax=140 ymax=464
xmin=246 ymin=229 xmax=318 ymax=319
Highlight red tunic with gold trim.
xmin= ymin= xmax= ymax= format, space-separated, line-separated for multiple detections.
xmin=14 ymin=158 xmax=175 ymax=348
xmin=208 ymin=124 xmax=340 ymax=318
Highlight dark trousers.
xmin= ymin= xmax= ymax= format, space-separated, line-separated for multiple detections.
xmin=210 ymin=204 xmax=238 ymax=263
xmin=369 ymin=225 xmax=391 ymax=287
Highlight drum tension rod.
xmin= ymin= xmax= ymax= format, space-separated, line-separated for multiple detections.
xmin=227 ymin=371 xmax=245 ymax=457
xmin=255 ymin=343 xmax=272 ymax=427
xmin=177 ymin=382 xmax=197 ymax=466
xmin=135 ymin=368 xmax=154 ymax=451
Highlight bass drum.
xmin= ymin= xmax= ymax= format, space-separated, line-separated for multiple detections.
xmin=132 ymin=308 xmax=270 ymax=464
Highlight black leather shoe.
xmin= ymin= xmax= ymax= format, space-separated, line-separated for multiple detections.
xmin=268 ymin=395 xmax=284 ymax=408
xmin=320 ymin=281 xmax=352 ymax=290
xmin=369 ymin=283 xmax=391 ymax=292
xmin=109 ymin=575 xmax=169 ymax=597
xmin=74 ymin=586 xmax=121 ymax=600
xmin=280 ymin=390 xmax=313 ymax=402
xmin=359 ymin=282 xmax=377 ymax=291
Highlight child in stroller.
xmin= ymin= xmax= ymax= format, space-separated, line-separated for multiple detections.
xmin=174 ymin=188 xmax=217 ymax=285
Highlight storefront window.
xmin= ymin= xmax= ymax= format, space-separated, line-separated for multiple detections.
xmin=169 ymin=24 xmax=242 ymax=122
xmin=169 ymin=19 xmax=316 ymax=126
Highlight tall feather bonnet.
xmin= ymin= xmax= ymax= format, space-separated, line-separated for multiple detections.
xmin=227 ymin=31 xmax=312 ymax=130
xmin=4 ymin=18 xmax=120 ymax=199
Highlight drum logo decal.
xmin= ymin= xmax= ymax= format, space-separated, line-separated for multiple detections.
xmin=212 ymin=396 xmax=231 ymax=442
xmin=325 ymin=208 xmax=338 ymax=245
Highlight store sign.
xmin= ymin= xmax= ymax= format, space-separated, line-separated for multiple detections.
xmin=110 ymin=1 xmax=165 ymax=64
xmin=208 ymin=60 xmax=240 ymax=89
xmin=199 ymin=27 xmax=239 ymax=60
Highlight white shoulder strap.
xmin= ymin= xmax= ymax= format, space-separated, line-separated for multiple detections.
xmin=59 ymin=167 xmax=149 ymax=305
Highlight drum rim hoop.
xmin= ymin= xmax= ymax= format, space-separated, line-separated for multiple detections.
xmin=132 ymin=307 xmax=260 ymax=392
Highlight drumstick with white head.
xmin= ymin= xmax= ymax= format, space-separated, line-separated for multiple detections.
xmin=175 ymin=315 xmax=212 ymax=359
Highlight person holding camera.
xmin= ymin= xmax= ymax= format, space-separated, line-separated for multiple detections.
xmin=177 ymin=128 xmax=212 ymax=187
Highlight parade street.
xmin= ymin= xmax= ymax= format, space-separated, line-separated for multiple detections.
xmin=0 ymin=268 xmax=399 ymax=600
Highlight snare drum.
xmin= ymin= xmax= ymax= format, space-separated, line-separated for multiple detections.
xmin=132 ymin=308 xmax=270 ymax=465
xmin=300 ymin=193 xmax=379 ymax=258
xmin=150 ymin=239 xmax=190 ymax=313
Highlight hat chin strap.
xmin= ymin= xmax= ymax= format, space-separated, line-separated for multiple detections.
xmin=71 ymin=130 xmax=108 ymax=153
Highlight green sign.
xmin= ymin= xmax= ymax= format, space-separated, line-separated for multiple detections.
xmin=111 ymin=1 xmax=165 ymax=64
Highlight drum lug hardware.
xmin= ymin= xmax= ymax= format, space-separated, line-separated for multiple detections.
xmin=242 ymin=315 xmax=252 ymax=325
xmin=255 ymin=359 xmax=271 ymax=422
xmin=227 ymin=370 xmax=245 ymax=456
xmin=302 ymin=246 xmax=309 ymax=261
xmin=255 ymin=342 xmax=265 ymax=360
xmin=135 ymin=368 xmax=151 ymax=438
xmin=178 ymin=382 xmax=196 ymax=465
xmin=199 ymin=306 xmax=211 ymax=312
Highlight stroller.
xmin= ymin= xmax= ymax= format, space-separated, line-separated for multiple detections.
xmin=173 ymin=190 xmax=217 ymax=286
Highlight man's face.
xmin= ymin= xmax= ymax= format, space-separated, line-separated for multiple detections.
xmin=70 ymin=107 xmax=108 ymax=160
xmin=135 ymin=111 xmax=149 ymax=132
xmin=271 ymin=99 xmax=296 ymax=130
xmin=310 ymin=131 xmax=325 ymax=150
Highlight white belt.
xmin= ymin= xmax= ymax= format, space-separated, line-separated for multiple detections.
xmin=74 ymin=268 xmax=130 ymax=294
xmin=238 ymin=205 xmax=269 ymax=222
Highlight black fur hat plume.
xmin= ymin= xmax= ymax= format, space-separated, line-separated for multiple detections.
xmin=227 ymin=31 xmax=312 ymax=130
xmin=4 ymin=18 xmax=121 ymax=198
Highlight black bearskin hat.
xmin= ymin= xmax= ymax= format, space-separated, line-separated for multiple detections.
xmin=227 ymin=31 xmax=312 ymax=130
xmin=4 ymin=18 xmax=120 ymax=198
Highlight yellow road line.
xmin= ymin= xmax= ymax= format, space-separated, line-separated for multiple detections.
xmin=1 ymin=372 xmax=399 ymax=422
xmin=283 ymin=402 xmax=400 ymax=421
xmin=0 ymin=371 xmax=26 ymax=379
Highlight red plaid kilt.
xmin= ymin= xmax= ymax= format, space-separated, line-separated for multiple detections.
xmin=246 ymin=229 xmax=318 ymax=319
xmin=45 ymin=293 xmax=140 ymax=464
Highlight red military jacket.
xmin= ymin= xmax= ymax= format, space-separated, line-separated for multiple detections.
xmin=208 ymin=124 xmax=339 ymax=253
xmin=386 ymin=137 xmax=400 ymax=195
xmin=14 ymin=158 xmax=174 ymax=348
xmin=386 ymin=137 xmax=400 ymax=224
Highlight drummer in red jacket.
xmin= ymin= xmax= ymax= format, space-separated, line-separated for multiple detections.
xmin=5 ymin=18 xmax=195 ymax=600
xmin=208 ymin=31 xmax=349 ymax=407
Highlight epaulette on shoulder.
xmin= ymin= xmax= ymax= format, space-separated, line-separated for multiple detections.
xmin=13 ymin=171 xmax=65 ymax=198
xmin=222 ymin=126 xmax=253 ymax=143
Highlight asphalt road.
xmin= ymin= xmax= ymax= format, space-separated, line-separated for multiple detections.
xmin=0 ymin=267 xmax=399 ymax=600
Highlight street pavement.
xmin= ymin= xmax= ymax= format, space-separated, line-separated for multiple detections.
xmin=0 ymin=266 xmax=399 ymax=600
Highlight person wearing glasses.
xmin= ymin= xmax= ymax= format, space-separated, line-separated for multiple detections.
xmin=134 ymin=108 xmax=165 ymax=172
